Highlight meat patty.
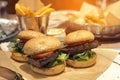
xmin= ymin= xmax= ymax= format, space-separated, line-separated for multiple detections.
xmin=17 ymin=40 xmax=25 ymax=50
xmin=59 ymin=40 xmax=99 ymax=55
xmin=28 ymin=50 xmax=59 ymax=68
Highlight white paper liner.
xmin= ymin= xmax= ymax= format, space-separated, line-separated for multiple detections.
xmin=97 ymin=56 xmax=120 ymax=80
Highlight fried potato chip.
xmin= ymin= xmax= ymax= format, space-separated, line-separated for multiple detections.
xmin=105 ymin=12 xmax=120 ymax=26
xmin=84 ymin=17 xmax=94 ymax=24
xmin=85 ymin=14 xmax=106 ymax=25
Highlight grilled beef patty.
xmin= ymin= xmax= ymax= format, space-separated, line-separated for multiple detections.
xmin=17 ymin=40 xmax=25 ymax=50
xmin=59 ymin=40 xmax=99 ymax=56
xmin=28 ymin=50 xmax=59 ymax=68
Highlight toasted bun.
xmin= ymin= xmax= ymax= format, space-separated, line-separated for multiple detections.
xmin=64 ymin=30 xmax=94 ymax=45
xmin=23 ymin=36 xmax=61 ymax=55
xmin=17 ymin=30 xmax=45 ymax=40
xmin=11 ymin=51 xmax=28 ymax=62
xmin=67 ymin=52 xmax=97 ymax=67
xmin=30 ymin=62 xmax=66 ymax=75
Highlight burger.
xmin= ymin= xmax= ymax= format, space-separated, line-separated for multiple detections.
xmin=12 ymin=30 xmax=45 ymax=62
xmin=59 ymin=30 xmax=99 ymax=67
xmin=0 ymin=66 xmax=24 ymax=80
xmin=23 ymin=36 xmax=69 ymax=75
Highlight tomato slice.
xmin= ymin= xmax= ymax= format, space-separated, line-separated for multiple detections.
xmin=31 ymin=51 xmax=54 ymax=59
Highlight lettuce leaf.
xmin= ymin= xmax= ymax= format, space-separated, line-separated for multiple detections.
xmin=72 ymin=50 xmax=94 ymax=61
xmin=47 ymin=53 xmax=69 ymax=68
xmin=12 ymin=38 xmax=24 ymax=54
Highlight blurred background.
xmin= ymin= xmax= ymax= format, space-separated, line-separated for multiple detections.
xmin=2 ymin=0 xmax=119 ymax=14
xmin=0 ymin=0 xmax=120 ymax=46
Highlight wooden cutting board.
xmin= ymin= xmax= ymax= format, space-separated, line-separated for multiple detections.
xmin=0 ymin=48 xmax=119 ymax=80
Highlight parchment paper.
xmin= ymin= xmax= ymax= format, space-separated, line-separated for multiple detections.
xmin=0 ymin=48 xmax=119 ymax=80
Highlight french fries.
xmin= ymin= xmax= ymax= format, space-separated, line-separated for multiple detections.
xmin=15 ymin=3 xmax=55 ymax=16
xmin=35 ymin=4 xmax=52 ymax=16
xmin=37 ymin=8 xmax=55 ymax=16
xmin=85 ymin=14 xmax=106 ymax=25
xmin=15 ymin=3 xmax=34 ymax=16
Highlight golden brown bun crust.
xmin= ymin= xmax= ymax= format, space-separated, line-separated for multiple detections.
xmin=67 ymin=52 xmax=97 ymax=67
xmin=17 ymin=30 xmax=45 ymax=40
xmin=30 ymin=62 xmax=66 ymax=75
xmin=23 ymin=36 xmax=61 ymax=55
xmin=11 ymin=51 xmax=28 ymax=62
xmin=64 ymin=30 xmax=94 ymax=45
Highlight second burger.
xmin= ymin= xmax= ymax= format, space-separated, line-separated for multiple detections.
xmin=59 ymin=30 xmax=99 ymax=68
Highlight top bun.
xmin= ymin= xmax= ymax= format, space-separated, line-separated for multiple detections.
xmin=17 ymin=30 xmax=45 ymax=40
xmin=23 ymin=36 xmax=61 ymax=55
xmin=64 ymin=30 xmax=94 ymax=45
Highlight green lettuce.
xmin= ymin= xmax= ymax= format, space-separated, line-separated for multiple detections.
xmin=47 ymin=53 xmax=69 ymax=68
xmin=72 ymin=50 xmax=94 ymax=61
xmin=12 ymin=38 xmax=24 ymax=54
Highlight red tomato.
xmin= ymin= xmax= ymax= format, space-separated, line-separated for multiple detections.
xmin=31 ymin=51 xmax=54 ymax=58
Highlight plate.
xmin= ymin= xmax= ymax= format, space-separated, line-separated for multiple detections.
xmin=0 ymin=48 xmax=119 ymax=80
xmin=0 ymin=18 xmax=20 ymax=42
xmin=0 ymin=28 xmax=20 ymax=42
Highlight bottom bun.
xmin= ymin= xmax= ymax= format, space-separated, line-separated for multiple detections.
xmin=30 ymin=62 xmax=66 ymax=75
xmin=11 ymin=51 xmax=28 ymax=62
xmin=67 ymin=53 xmax=97 ymax=68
